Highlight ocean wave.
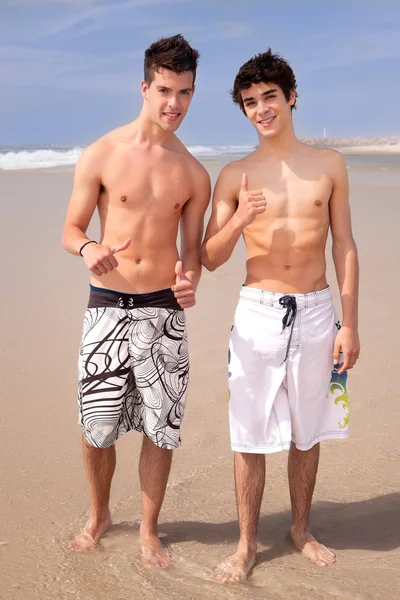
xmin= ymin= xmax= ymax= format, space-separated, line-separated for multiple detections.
xmin=0 ymin=147 xmax=83 ymax=170
xmin=0 ymin=145 xmax=254 ymax=170
xmin=188 ymin=144 xmax=255 ymax=156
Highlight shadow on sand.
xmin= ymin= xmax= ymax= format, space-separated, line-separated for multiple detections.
xmin=107 ymin=492 xmax=400 ymax=565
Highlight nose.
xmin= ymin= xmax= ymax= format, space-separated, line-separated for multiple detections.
xmin=257 ymin=102 xmax=269 ymax=117
xmin=168 ymin=95 xmax=181 ymax=110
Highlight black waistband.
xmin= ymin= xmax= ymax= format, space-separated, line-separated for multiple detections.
xmin=88 ymin=285 xmax=182 ymax=310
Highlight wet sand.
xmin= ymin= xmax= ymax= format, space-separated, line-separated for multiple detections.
xmin=0 ymin=157 xmax=399 ymax=600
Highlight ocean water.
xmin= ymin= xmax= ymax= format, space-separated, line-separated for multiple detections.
xmin=1 ymin=145 xmax=399 ymax=171
xmin=0 ymin=145 xmax=255 ymax=170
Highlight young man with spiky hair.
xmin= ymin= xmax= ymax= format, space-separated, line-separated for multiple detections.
xmin=62 ymin=34 xmax=210 ymax=566
xmin=202 ymin=49 xmax=359 ymax=582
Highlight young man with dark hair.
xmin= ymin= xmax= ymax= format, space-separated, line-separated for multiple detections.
xmin=201 ymin=49 xmax=359 ymax=583
xmin=62 ymin=34 xmax=210 ymax=566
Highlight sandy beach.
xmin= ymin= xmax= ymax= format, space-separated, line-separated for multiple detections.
xmin=0 ymin=155 xmax=399 ymax=600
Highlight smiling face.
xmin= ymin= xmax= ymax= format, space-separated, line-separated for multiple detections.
xmin=240 ymin=82 xmax=296 ymax=139
xmin=141 ymin=68 xmax=195 ymax=132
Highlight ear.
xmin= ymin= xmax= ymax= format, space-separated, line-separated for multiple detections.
xmin=141 ymin=80 xmax=149 ymax=100
xmin=288 ymin=88 xmax=296 ymax=107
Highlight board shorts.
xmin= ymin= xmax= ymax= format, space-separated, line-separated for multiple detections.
xmin=78 ymin=285 xmax=189 ymax=450
xmin=228 ymin=286 xmax=349 ymax=453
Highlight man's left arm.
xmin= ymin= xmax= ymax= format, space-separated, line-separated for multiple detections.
xmin=172 ymin=165 xmax=211 ymax=308
xmin=329 ymin=151 xmax=360 ymax=374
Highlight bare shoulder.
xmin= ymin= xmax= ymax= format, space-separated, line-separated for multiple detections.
xmin=231 ymin=148 xmax=259 ymax=170
xmin=219 ymin=149 xmax=268 ymax=182
xmin=217 ymin=156 xmax=249 ymax=181
xmin=174 ymin=143 xmax=210 ymax=186
xmin=76 ymin=126 xmax=130 ymax=177
xmin=102 ymin=122 xmax=132 ymax=143
xmin=317 ymin=146 xmax=346 ymax=165
xmin=79 ymin=126 xmax=124 ymax=163
xmin=75 ymin=137 xmax=110 ymax=177
xmin=186 ymin=153 xmax=211 ymax=185
xmin=304 ymin=144 xmax=347 ymax=176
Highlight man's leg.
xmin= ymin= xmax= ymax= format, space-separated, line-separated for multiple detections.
xmin=69 ymin=435 xmax=115 ymax=551
xmin=216 ymin=452 xmax=265 ymax=584
xmin=139 ymin=435 xmax=173 ymax=567
xmin=288 ymin=442 xmax=335 ymax=566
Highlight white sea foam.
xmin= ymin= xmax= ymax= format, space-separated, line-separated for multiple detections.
xmin=0 ymin=145 xmax=254 ymax=171
xmin=0 ymin=147 xmax=83 ymax=170
xmin=2 ymin=139 xmax=399 ymax=171
xmin=188 ymin=144 xmax=255 ymax=157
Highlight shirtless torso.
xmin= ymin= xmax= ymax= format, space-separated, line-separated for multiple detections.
xmin=202 ymin=142 xmax=350 ymax=295
xmin=202 ymin=137 xmax=360 ymax=581
xmin=63 ymin=122 xmax=210 ymax=295
xmin=201 ymin=56 xmax=360 ymax=584
xmin=62 ymin=49 xmax=210 ymax=564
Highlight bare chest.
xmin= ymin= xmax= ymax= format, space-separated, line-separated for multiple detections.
xmin=100 ymin=151 xmax=192 ymax=215
xmin=251 ymin=170 xmax=333 ymax=220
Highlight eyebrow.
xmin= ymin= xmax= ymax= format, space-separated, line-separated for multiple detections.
xmin=156 ymin=85 xmax=193 ymax=93
xmin=242 ymin=88 xmax=278 ymax=103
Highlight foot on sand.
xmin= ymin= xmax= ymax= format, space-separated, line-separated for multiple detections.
xmin=140 ymin=530 xmax=172 ymax=568
xmin=68 ymin=513 xmax=112 ymax=552
xmin=290 ymin=526 xmax=336 ymax=567
xmin=215 ymin=550 xmax=256 ymax=584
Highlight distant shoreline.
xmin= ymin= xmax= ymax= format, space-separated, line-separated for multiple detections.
xmin=303 ymin=138 xmax=400 ymax=154
xmin=1 ymin=139 xmax=399 ymax=171
xmin=1 ymin=138 xmax=400 ymax=153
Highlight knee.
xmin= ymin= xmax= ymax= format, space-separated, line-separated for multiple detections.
xmin=82 ymin=422 xmax=117 ymax=449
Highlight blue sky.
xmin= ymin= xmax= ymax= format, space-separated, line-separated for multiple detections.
xmin=1 ymin=0 xmax=400 ymax=146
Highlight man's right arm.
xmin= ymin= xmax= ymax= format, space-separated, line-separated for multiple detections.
xmin=62 ymin=143 xmax=103 ymax=256
xmin=201 ymin=165 xmax=266 ymax=271
xmin=62 ymin=142 xmax=130 ymax=276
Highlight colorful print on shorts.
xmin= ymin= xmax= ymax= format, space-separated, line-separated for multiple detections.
xmin=330 ymin=359 xmax=349 ymax=428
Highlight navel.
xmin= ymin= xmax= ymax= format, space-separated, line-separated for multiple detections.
xmin=174 ymin=203 xmax=180 ymax=209
xmin=284 ymin=265 xmax=292 ymax=271
xmin=136 ymin=258 xmax=141 ymax=264
xmin=121 ymin=195 xmax=127 ymax=203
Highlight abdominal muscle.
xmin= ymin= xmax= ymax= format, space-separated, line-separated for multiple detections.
xmin=89 ymin=212 xmax=180 ymax=294
xmin=243 ymin=223 xmax=329 ymax=295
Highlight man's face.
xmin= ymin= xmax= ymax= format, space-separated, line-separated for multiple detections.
xmin=142 ymin=68 xmax=195 ymax=132
xmin=240 ymin=82 xmax=295 ymax=138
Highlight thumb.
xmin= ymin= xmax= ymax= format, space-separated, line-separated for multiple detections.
xmin=333 ymin=339 xmax=341 ymax=365
xmin=175 ymin=260 xmax=183 ymax=284
xmin=111 ymin=238 xmax=131 ymax=254
xmin=241 ymin=173 xmax=248 ymax=193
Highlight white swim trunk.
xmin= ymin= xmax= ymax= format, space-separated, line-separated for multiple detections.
xmin=228 ymin=286 xmax=349 ymax=453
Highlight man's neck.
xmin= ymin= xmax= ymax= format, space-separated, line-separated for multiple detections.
xmin=126 ymin=112 xmax=175 ymax=147
xmin=256 ymin=123 xmax=300 ymax=160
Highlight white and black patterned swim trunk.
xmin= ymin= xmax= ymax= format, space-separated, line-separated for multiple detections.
xmin=78 ymin=285 xmax=189 ymax=450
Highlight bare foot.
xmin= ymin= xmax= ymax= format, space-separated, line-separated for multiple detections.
xmin=215 ymin=550 xmax=256 ymax=584
xmin=140 ymin=530 xmax=172 ymax=568
xmin=290 ymin=526 xmax=336 ymax=567
xmin=68 ymin=513 xmax=112 ymax=552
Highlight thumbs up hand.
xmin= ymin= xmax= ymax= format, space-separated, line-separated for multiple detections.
xmin=172 ymin=260 xmax=196 ymax=309
xmin=236 ymin=173 xmax=266 ymax=227
xmin=81 ymin=238 xmax=131 ymax=276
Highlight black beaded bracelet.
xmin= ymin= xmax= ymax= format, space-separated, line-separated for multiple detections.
xmin=79 ymin=240 xmax=98 ymax=256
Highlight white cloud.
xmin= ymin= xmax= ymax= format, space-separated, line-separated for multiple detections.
xmin=0 ymin=0 xmax=191 ymax=44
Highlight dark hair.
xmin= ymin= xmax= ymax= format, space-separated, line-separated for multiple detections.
xmin=231 ymin=49 xmax=298 ymax=114
xmin=144 ymin=34 xmax=199 ymax=86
